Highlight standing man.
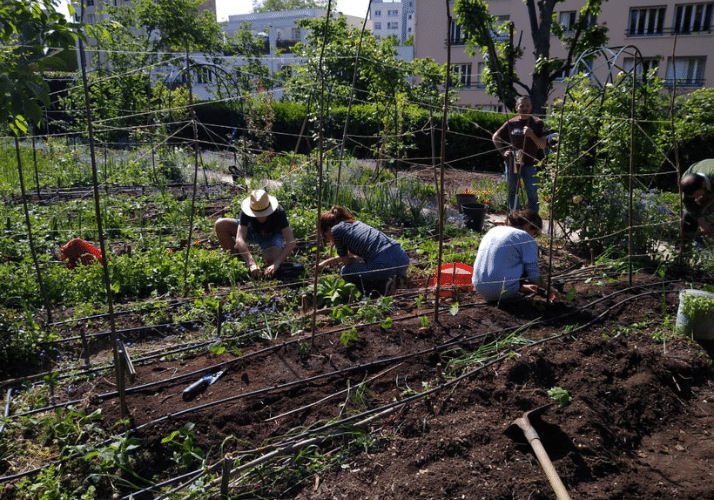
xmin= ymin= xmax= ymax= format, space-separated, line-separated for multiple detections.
xmin=215 ymin=189 xmax=296 ymax=278
xmin=680 ymin=158 xmax=714 ymax=241
xmin=492 ymin=96 xmax=547 ymax=213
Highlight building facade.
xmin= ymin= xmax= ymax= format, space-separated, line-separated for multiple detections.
xmin=414 ymin=0 xmax=714 ymax=111
xmin=371 ymin=0 xmax=416 ymax=43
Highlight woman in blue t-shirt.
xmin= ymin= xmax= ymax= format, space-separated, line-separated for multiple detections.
xmin=472 ymin=209 xmax=558 ymax=302
xmin=318 ymin=206 xmax=409 ymax=286
xmin=215 ymin=189 xmax=296 ymax=278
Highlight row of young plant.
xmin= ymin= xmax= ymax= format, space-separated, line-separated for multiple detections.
xmin=0 ymin=139 xmax=501 ymax=377
xmin=3 ymin=295 xmax=589 ymax=500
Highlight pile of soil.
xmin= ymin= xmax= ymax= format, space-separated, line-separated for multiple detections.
xmin=61 ymin=272 xmax=714 ymax=499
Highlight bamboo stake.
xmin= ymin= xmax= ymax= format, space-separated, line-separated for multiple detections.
xmin=77 ymin=3 xmax=126 ymax=418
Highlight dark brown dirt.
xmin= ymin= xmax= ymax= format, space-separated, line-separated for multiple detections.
xmin=52 ymin=270 xmax=714 ymax=500
xmin=4 ymin=168 xmax=714 ymax=500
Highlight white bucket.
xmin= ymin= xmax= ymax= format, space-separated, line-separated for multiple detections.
xmin=676 ymin=289 xmax=714 ymax=340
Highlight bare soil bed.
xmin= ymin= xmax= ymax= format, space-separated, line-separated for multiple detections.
xmin=15 ymin=267 xmax=714 ymax=500
xmin=3 ymin=167 xmax=714 ymax=500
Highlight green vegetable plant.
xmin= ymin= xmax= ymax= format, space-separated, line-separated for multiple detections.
xmin=161 ymin=422 xmax=206 ymax=468
xmin=681 ymin=293 xmax=714 ymax=320
xmin=547 ymin=386 xmax=573 ymax=407
xmin=341 ymin=327 xmax=359 ymax=346
xmin=316 ymin=276 xmax=360 ymax=308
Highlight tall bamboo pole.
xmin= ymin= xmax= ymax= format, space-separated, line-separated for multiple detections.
xmin=14 ymin=137 xmax=53 ymax=324
xmin=182 ymin=43 xmax=202 ymax=298
xmin=311 ymin=0 xmax=333 ymax=343
xmin=77 ymin=0 xmax=126 ymax=418
xmin=434 ymin=0 xmax=453 ymax=321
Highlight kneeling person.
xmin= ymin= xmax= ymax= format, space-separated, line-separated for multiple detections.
xmin=472 ymin=209 xmax=557 ymax=302
xmin=215 ymin=189 xmax=296 ymax=278
xmin=680 ymin=159 xmax=714 ymax=241
xmin=318 ymin=206 xmax=409 ymax=291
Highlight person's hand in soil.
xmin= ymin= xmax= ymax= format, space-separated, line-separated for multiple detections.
xmin=249 ymin=264 xmax=262 ymax=278
xmin=264 ymin=263 xmax=278 ymax=278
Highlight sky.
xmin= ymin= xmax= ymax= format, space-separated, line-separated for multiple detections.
xmin=217 ymin=0 xmax=373 ymax=22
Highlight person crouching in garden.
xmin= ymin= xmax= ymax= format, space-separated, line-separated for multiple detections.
xmin=317 ymin=206 xmax=409 ymax=294
xmin=215 ymin=189 xmax=296 ymax=278
xmin=472 ymin=209 xmax=558 ymax=302
xmin=680 ymin=159 xmax=714 ymax=243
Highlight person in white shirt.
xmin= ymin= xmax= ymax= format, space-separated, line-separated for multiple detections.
xmin=472 ymin=209 xmax=558 ymax=302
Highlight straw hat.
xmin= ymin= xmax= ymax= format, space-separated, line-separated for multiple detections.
xmin=241 ymin=189 xmax=279 ymax=217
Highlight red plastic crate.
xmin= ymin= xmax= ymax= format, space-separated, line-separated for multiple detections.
xmin=428 ymin=262 xmax=474 ymax=297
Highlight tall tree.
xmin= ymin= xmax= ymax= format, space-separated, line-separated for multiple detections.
xmin=1 ymin=0 xmax=78 ymax=134
xmin=454 ymin=0 xmax=609 ymax=114
xmin=60 ymin=0 xmax=255 ymax=140
xmin=253 ymin=0 xmax=328 ymax=12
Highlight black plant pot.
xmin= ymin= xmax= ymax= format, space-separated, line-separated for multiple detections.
xmin=462 ymin=203 xmax=486 ymax=231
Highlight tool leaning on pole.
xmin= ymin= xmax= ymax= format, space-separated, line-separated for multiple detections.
xmin=507 ymin=147 xmax=525 ymax=214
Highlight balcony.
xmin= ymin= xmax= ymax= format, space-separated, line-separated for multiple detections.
xmin=276 ymin=39 xmax=299 ymax=53
xmin=626 ymin=27 xmax=713 ymax=37
xmin=664 ymin=78 xmax=705 ymax=87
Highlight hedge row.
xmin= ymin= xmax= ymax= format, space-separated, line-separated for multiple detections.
xmin=193 ymin=100 xmax=509 ymax=173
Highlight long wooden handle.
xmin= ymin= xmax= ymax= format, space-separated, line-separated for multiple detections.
xmin=517 ymin=418 xmax=572 ymax=500
xmin=528 ymin=436 xmax=573 ymax=500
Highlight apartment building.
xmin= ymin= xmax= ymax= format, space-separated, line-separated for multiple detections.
xmin=371 ymin=0 xmax=416 ymax=43
xmin=414 ymin=0 xmax=713 ymax=110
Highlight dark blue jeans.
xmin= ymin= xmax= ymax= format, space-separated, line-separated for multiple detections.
xmin=506 ymin=163 xmax=539 ymax=212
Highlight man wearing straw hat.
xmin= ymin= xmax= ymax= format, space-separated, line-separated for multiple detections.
xmin=680 ymin=159 xmax=714 ymax=243
xmin=215 ymin=189 xmax=296 ymax=278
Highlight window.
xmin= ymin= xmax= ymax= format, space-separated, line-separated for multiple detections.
xmin=451 ymin=63 xmax=472 ymax=87
xmin=387 ymin=22 xmax=398 ymax=30
xmin=674 ymin=3 xmax=713 ymax=34
xmin=374 ymin=22 xmax=382 ymax=30
xmin=476 ymin=62 xmax=486 ymax=88
xmin=291 ymin=27 xmax=301 ymax=41
xmin=374 ymin=9 xmax=381 ymax=16
xmin=559 ymin=11 xmax=577 ymax=31
xmin=86 ymin=0 xmax=94 ymax=5
xmin=195 ymin=68 xmax=213 ymax=84
xmin=666 ymin=56 xmax=707 ymax=86
xmin=492 ymin=15 xmax=510 ymax=40
xmin=388 ymin=9 xmax=399 ymax=16
xmin=450 ymin=20 xmax=466 ymax=44
xmin=481 ymin=104 xmax=504 ymax=113
xmin=278 ymin=65 xmax=292 ymax=81
xmin=628 ymin=7 xmax=666 ymax=36
xmin=623 ymin=57 xmax=660 ymax=77
xmin=553 ymin=60 xmax=591 ymax=81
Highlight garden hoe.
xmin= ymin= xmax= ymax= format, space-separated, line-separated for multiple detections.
xmin=505 ymin=404 xmax=572 ymax=500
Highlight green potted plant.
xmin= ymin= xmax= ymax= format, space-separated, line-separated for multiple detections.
xmin=676 ymin=289 xmax=714 ymax=340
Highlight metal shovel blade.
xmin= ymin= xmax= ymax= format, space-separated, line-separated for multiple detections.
xmin=505 ymin=404 xmax=572 ymax=500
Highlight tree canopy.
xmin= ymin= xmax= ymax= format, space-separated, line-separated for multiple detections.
xmin=253 ymin=0 xmax=328 ymax=13
xmin=1 ymin=0 xmax=78 ymax=135
xmin=454 ymin=0 xmax=609 ymax=114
